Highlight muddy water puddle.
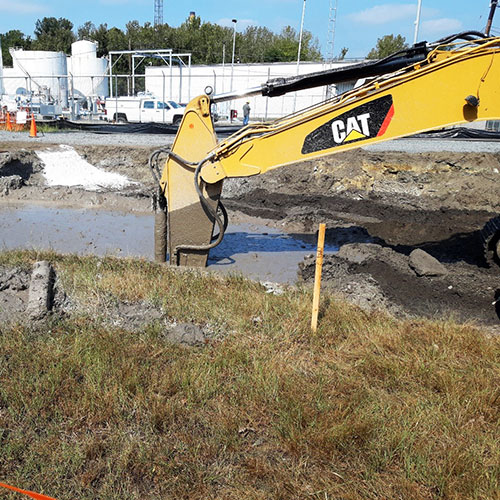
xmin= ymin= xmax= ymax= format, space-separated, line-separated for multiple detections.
xmin=0 ymin=205 xmax=337 ymax=283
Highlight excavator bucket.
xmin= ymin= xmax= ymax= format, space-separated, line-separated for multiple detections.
xmin=159 ymin=95 xmax=223 ymax=267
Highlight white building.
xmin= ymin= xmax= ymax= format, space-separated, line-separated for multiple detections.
xmin=145 ymin=60 xmax=363 ymax=120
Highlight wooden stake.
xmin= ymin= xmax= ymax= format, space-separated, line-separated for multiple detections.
xmin=311 ymin=223 xmax=326 ymax=332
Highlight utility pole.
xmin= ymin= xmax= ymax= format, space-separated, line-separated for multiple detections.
xmin=485 ymin=0 xmax=498 ymax=36
xmin=154 ymin=0 xmax=163 ymax=27
xmin=294 ymin=0 xmax=307 ymax=112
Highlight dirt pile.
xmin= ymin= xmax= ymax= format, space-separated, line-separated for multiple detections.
xmin=225 ymin=149 xmax=500 ymax=213
xmin=299 ymin=243 xmax=499 ymax=325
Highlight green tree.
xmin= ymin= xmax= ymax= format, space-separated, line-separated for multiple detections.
xmin=77 ymin=21 xmax=95 ymax=41
xmin=366 ymin=34 xmax=408 ymax=59
xmin=0 ymin=29 xmax=32 ymax=66
xmin=263 ymin=26 xmax=321 ymax=62
xmin=77 ymin=22 xmax=111 ymax=57
xmin=338 ymin=47 xmax=349 ymax=60
xmin=33 ymin=17 xmax=75 ymax=53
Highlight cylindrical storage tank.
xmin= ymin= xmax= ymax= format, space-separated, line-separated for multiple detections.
xmin=69 ymin=40 xmax=109 ymax=98
xmin=10 ymin=49 xmax=68 ymax=107
xmin=71 ymin=40 xmax=97 ymax=58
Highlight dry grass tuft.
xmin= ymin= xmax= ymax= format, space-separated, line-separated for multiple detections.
xmin=0 ymin=250 xmax=498 ymax=499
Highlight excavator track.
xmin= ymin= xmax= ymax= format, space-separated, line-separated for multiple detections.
xmin=481 ymin=215 xmax=500 ymax=268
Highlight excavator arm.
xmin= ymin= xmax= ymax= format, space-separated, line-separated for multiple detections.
xmin=155 ymin=35 xmax=500 ymax=267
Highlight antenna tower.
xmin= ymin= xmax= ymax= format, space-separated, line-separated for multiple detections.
xmin=327 ymin=0 xmax=338 ymax=63
xmin=154 ymin=0 xmax=164 ymax=26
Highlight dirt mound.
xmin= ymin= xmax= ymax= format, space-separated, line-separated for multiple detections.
xmin=299 ymin=243 xmax=499 ymax=324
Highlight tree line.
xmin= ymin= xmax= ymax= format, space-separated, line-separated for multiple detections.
xmin=0 ymin=15 xmax=324 ymax=68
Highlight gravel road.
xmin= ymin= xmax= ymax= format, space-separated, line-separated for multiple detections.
xmin=0 ymin=130 xmax=174 ymax=148
xmin=2 ymin=130 xmax=500 ymax=153
xmin=363 ymin=138 xmax=500 ymax=153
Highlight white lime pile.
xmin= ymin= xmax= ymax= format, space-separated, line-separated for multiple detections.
xmin=36 ymin=145 xmax=132 ymax=191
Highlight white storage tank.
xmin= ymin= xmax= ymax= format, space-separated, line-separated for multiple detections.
xmin=68 ymin=40 xmax=109 ymax=98
xmin=9 ymin=48 xmax=68 ymax=106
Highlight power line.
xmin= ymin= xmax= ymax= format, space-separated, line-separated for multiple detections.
xmin=154 ymin=0 xmax=164 ymax=27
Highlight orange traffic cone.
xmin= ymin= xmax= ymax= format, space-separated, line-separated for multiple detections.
xmin=6 ymin=112 xmax=12 ymax=132
xmin=30 ymin=113 xmax=37 ymax=138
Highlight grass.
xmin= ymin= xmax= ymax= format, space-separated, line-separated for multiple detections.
xmin=0 ymin=250 xmax=498 ymax=500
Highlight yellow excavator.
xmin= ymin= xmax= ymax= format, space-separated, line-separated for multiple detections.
xmin=149 ymin=32 xmax=500 ymax=269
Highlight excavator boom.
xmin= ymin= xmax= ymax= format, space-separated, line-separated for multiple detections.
xmin=155 ymin=34 xmax=500 ymax=267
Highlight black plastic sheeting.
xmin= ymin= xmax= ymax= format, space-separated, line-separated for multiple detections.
xmin=49 ymin=119 xmax=239 ymax=135
xmin=44 ymin=119 xmax=500 ymax=141
xmin=410 ymin=127 xmax=500 ymax=141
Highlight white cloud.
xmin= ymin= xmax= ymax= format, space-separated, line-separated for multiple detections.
xmin=348 ymin=4 xmax=416 ymax=25
xmin=348 ymin=3 xmax=439 ymax=26
xmin=217 ymin=18 xmax=258 ymax=30
xmin=0 ymin=0 xmax=46 ymax=14
xmin=420 ymin=18 xmax=463 ymax=36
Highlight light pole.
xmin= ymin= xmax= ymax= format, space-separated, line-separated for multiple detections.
xmin=230 ymin=18 xmax=237 ymax=122
xmin=294 ymin=0 xmax=306 ymax=112
xmin=413 ymin=0 xmax=422 ymax=44
xmin=296 ymin=0 xmax=306 ymax=75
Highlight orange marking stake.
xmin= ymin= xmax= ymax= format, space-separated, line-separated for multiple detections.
xmin=6 ymin=113 xmax=12 ymax=132
xmin=0 ymin=482 xmax=57 ymax=500
xmin=311 ymin=223 xmax=326 ymax=333
xmin=29 ymin=113 xmax=37 ymax=138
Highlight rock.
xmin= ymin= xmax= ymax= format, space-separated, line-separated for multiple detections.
xmin=0 ymin=175 xmax=23 ymax=193
xmin=337 ymin=243 xmax=383 ymax=264
xmin=26 ymin=261 xmax=55 ymax=320
xmin=166 ymin=322 xmax=206 ymax=347
xmin=409 ymin=249 xmax=447 ymax=277
xmin=0 ymin=267 xmax=29 ymax=292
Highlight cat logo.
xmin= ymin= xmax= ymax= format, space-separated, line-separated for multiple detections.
xmin=332 ymin=113 xmax=371 ymax=144
xmin=302 ymin=94 xmax=394 ymax=155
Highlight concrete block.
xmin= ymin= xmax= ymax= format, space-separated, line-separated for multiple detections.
xmin=26 ymin=261 xmax=55 ymax=320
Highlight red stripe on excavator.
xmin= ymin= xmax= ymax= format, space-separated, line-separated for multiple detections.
xmin=0 ymin=482 xmax=58 ymax=500
xmin=377 ymin=104 xmax=395 ymax=137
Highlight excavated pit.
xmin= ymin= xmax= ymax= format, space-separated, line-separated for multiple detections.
xmin=0 ymin=139 xmax=499 ymax=326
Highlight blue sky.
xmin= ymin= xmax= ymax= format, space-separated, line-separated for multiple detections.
xmin=0 ymin=0 xmax=494 ymax=58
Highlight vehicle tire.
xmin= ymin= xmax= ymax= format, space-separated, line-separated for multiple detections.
xmin=173 ymin=116 xmax=182 ymax=126
xmin=116 ymin=116 xmax=128 ymax=124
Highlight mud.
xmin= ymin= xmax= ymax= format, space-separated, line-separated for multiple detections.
xmin=0 ymin=140 xmax=499 ymax=327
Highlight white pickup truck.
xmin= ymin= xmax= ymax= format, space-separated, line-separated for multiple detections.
xmin=104 ymin=96 xmax=185 ymax=125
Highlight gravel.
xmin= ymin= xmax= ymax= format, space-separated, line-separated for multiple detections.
xmin=363 ymin=138 xmax=500 ymax=153
xmin=2 ymin=130 xmax=500 ymax=153
xmin=0 ymin=130 xmax=174 ymax=148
